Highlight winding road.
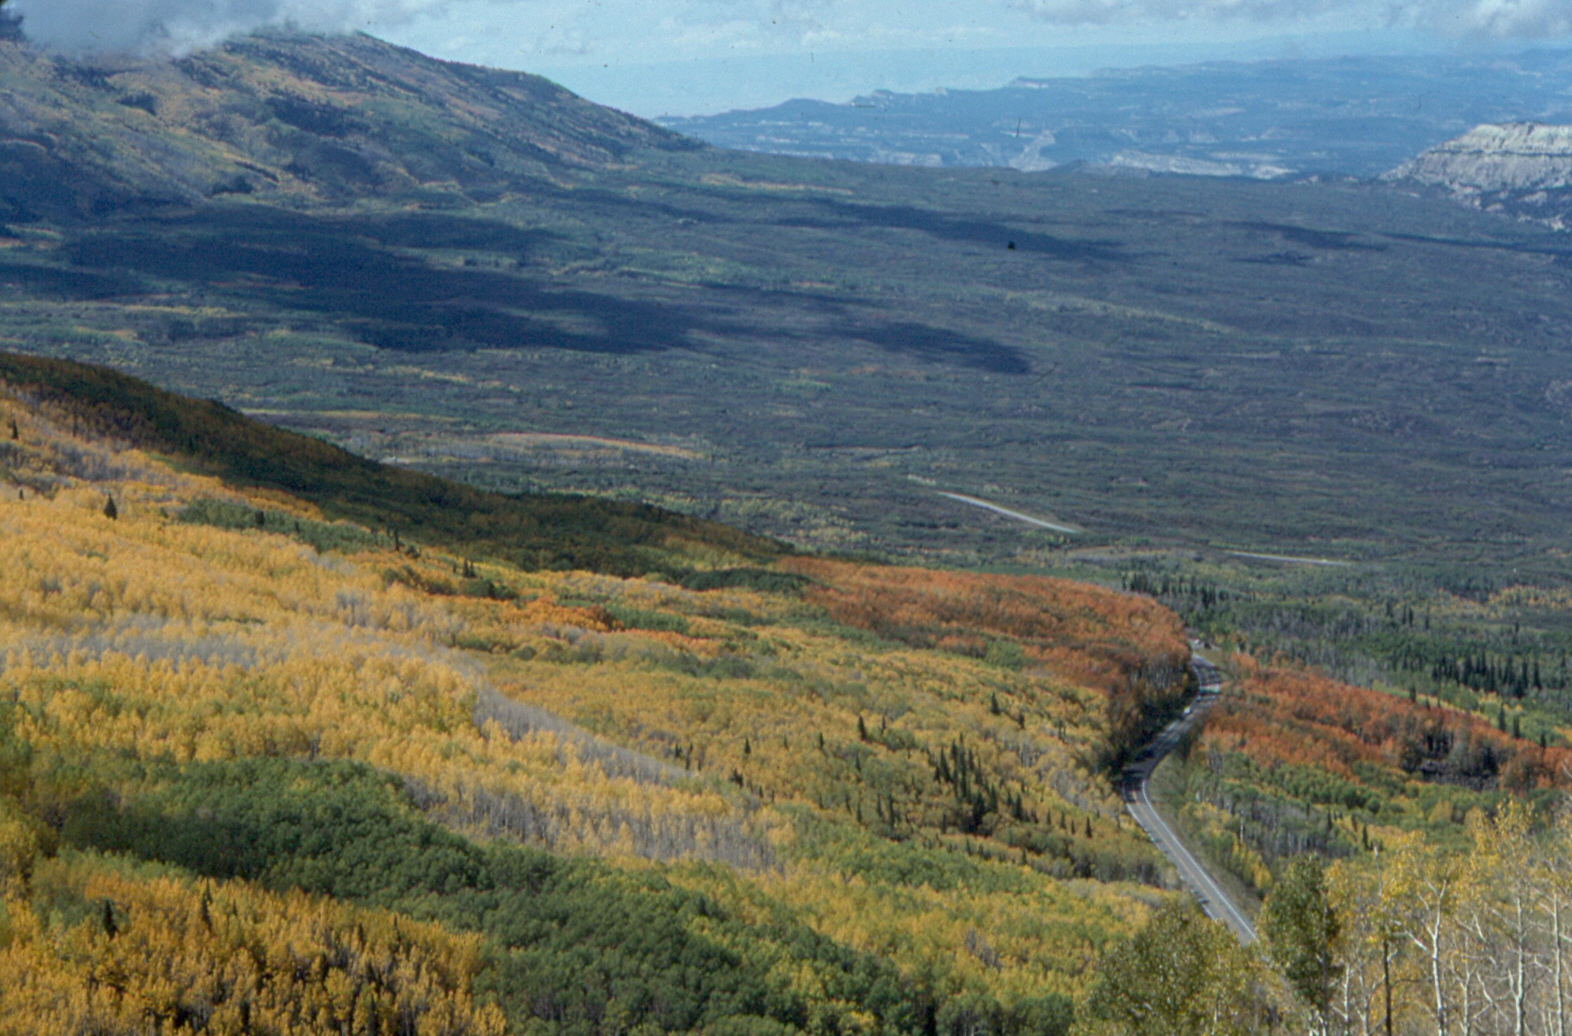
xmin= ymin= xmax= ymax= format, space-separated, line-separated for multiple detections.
xmin=1120 ymin=656 xmax=1257 ymax=943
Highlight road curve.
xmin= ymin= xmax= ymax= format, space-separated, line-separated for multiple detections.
xmin=1121 ymin=656 xmax=1257 ymax=943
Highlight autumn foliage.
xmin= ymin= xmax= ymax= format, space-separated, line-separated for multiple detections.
xmin=1203 ymin=663 xmax=1572 ymax=792
xmin=783 ymin=559 xmax=1195 ymax=773
xmin=0 ymin=372 xmax=1200 ymax=1035
xmin=782 ymin=559 xmax=1189 ymax=693
xmin=0 ymin=853 xmax=504 ymax=1036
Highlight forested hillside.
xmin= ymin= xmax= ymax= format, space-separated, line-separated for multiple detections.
xmin=11 ymin=353 xmax=1572 ymax=1036
xmin=0 ymin=355 xmax=1223 ymax=1035
xmin=1127 ymin=648 xmax=1572 ymax=1035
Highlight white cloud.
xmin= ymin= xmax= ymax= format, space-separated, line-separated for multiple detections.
xmin=9 ymin=0 xmax=1572 ymax=69
xmin=1441 ymin=0 xmax=1572 ymax=37
xmin=1011 ymin=0 xmax=1572 ymax=39
xmin=8 ymin=0 xmax=434 ymax=54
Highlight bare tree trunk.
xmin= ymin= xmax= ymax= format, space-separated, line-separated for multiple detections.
xmin=1552 ymin=893 xmax=1568 ymax=1036
xmin=1404 ymin=881 xmax=1452 ymax=1036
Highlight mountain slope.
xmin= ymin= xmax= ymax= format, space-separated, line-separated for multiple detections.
xmin=0 ymin=29 xmax=695 ymax=219
xmin=0 ymin=354 xmax=1236 ymax=1034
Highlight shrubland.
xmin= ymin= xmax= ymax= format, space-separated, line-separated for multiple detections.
xmin=6 ymin=30 xmax=1572 ymax=578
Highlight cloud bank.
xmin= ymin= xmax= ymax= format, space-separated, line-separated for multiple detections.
xmin=8 ymin=0 xmax=1572 ymax=59
xmin=5 ymin=0 xmax=836 ymax=56
xmin=1012 ymin=0 xmax=1572 ymax=39
xmin=6 ymin=0 xmax=433 ymax=54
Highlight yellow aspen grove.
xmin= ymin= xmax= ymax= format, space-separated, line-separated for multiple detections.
xmin=0 ymin=853 xmax=505 ymax=1036
xmin=0 ymin=381 xmax=1207 ymax=1023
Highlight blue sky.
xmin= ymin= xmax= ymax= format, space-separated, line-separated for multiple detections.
xmin=11 ymin=0 xmax=1572 ymax=116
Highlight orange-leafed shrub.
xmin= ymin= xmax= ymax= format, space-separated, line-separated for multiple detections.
xmin=512 ymin=595 xmax=615 ymax=632
xmin=1204 ymin=665 xmax=1572 ymax=792
xmin=781 ymin=558 xmax=1189 ymax=693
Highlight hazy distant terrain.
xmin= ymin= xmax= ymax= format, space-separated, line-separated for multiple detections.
xmin=2 ymin=31 xmax=1571 ymax=578
xmin=658 ymin=49 xmax=1572 ymax=179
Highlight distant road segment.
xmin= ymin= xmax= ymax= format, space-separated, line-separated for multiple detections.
xmin=1121 ymin=657 xmax=1257 ymax=943
xmin=1223 ymin=550 xmax=1353 ymax=567
xmin=936 ymin=492 xmax=1080 ymax=533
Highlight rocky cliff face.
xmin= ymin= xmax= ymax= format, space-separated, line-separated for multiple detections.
xmin=1385 ymin=122 xmax=1572 ymax=229
xmin=1388 ymin=122 xmax=1572 ymax=191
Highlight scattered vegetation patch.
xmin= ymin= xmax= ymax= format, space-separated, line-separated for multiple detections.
xmin=0 ymin=351 xmax=787 ymax=576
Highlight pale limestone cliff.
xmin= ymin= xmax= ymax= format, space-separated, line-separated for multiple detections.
xmin=1386 ymin=122 xmax=1572 ymax=193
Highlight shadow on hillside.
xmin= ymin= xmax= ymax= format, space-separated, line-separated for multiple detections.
xmin=841 ymin=321 xmax=1031 ymax=375
xmin=1230 ymin=221 xmax=1387 ymax=251
xmin=777 ymin=199 xmax=1129 ymax=262
xmin=50 ymin=204 xmax=1033 ymax=373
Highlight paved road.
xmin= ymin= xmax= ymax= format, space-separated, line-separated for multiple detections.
xmin=1121 ymin=656 xmax=1257 ymax=943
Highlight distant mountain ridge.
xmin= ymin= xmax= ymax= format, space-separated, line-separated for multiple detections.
xmin=1385 ymin=122 xmax=1572 ymax=230
xmin=658 ymin=49 xmax=1572 ymax=180
xmin=0 ymin=30 xmax=693 ymax=220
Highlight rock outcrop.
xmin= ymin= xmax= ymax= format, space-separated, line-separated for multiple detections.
xmin=1385 ymin=122 xmax=1572 ymax=229
xmin=1387 ymin=122 xmax=1572 ymax=191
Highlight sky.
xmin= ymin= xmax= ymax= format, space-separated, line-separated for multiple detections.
xmin=8 ymin=0 xmax=1572 ymax=116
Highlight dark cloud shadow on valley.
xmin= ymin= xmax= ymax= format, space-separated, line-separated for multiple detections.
xmin=64 ymin=207 xmax=696 ymax=355
xmin=679 ymin=281 xmax=1033 ymax=374
xmin=50 ymin=205 xmax=1031 ymax=373
xmin=836 ymin=322 xmax=1030 ymax=375
xmin=1229 ymin=221 xmax=1387 ymax=251
xmin=1379 ymin=230 xmax=1572 ymax=263
xmin=775 ymin=199 xmax=1129 ymax=263
xmin=0 ymin=257 xmax=142 ymax=298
